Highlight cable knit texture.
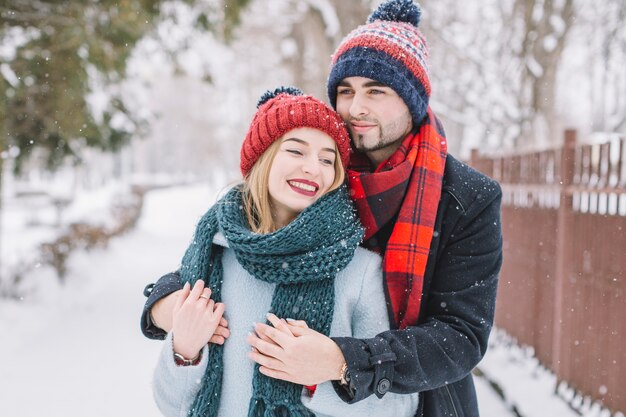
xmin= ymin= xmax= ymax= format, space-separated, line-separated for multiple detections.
xmin=240 ymin=88 xmax=351 ymax=177
xmin=179 ymin=184 xmax=363 ymax=417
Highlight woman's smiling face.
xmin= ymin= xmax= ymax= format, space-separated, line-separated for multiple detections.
xmin=267 ymin=127 xmax=338 ymax=228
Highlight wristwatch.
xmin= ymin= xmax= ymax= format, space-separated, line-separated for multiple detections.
xmin=339 ymin=362 xmax=351 ymax=386
xmin=173 ymin=351 xmax=202 ymax=366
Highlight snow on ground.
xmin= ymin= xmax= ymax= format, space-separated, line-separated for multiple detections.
xmin=0 ymin=183 xmax=216 ymax=417
xmin=475 ymin=374 xmax=518 ymax=417
xmin=0 ymin=179 xmax=134 ymax=289
xmin=0 ymin=184 xmax=601 ymax=417
xmin=477 ymin=331 xmax=619 ymax=417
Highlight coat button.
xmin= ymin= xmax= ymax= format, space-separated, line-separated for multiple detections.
xmin=377 ymin=378 xmax=390 ymax=395
xmin=143 ymin=283 xmax=155 ymax=297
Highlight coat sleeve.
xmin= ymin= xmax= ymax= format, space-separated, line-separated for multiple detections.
xmin=141 ymin=271 xmax=183 ymax=340
xmin=302 ymin=252 xmax=419 ymax=416
xmin=331 ymin=186 xmax=503 ymax=403
xmin=152 ymin=333 xmax=209 ymax=417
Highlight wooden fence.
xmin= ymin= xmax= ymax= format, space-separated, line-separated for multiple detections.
xmin=471 ymin=130 xmax=626 ymax=414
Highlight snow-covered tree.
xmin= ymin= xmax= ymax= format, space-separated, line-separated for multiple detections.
xmin=0 ymin=1 xmax=163 ymax=172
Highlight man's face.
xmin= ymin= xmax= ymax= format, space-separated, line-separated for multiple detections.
xmin=336 ymin=76 xmax=413 ymax=165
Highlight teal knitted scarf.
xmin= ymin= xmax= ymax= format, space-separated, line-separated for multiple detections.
xmin=179 ymin=184 xmax=363 ymax=417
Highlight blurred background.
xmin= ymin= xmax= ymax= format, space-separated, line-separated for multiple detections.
xmin=0 ymin=1 xmax=624 ymax=416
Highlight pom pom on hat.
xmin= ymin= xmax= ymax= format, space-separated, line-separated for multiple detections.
xmin=240 ymin=87 xmax=351 ymax=177
xmin=368 ymin=0 xmax=422 ymax=26
xmin=327 ymin=0 xmax=430 ymax=126
xmin=257 ymin=86 xmax=304 ymax=108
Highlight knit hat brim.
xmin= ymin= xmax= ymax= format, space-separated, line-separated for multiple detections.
xmin=240 ymin=92 xmax=351 ymax=176
xmin=327 ymin=47 xmax=429 ymax=127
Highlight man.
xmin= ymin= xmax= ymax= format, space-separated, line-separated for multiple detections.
xmin=141 ymin=1 xmax=502 ymax=416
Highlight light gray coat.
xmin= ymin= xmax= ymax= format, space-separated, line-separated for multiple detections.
xmin=153 ymin=233 xmax=419 ymax=417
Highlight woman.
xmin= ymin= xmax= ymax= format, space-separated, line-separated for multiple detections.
xmin=151 ymin=87 xmax=419 ymax=417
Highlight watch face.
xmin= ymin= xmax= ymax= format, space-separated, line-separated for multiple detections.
xmin=174 ymin=351 xmax=201 ymax=366
xmin=174 ymin=352 xmax=192 ymax=366
xmin=173 ymin=352 xmax=187 ymax=364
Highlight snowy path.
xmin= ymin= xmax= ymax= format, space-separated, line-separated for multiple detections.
xmin=0 ymin=184 xmax=217 ymax=417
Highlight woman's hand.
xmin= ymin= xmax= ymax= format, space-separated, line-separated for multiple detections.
xmin=171 ymin=280 xmax=226 ymax=359
xmin=246 ymin=313 xmax=345 ymax=386
xmin=153 ymin=287 xmax=229 ymax=345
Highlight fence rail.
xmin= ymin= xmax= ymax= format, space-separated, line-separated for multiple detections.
xmin=471 ymin=130 xmax=626 ymax=414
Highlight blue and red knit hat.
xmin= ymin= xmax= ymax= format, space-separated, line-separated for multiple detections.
xmin=240 ymin=87 xmax=351 ymax=177
xmin=327 ymin=0 xmax=430 ymax=126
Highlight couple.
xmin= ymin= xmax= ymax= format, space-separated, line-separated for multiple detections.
xmin=142 ymin=1 xmax=503 ymax=416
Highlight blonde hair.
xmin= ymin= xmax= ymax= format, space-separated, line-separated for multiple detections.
xmin=242 ymin=139 xmax=345 ymax=234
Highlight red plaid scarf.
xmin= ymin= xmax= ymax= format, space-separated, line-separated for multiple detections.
xmin=347 ymin=108 xmax=447 ymax=329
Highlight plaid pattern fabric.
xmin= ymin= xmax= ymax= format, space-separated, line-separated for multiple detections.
xmin=347 ymin=107 xmax=447 ymax=328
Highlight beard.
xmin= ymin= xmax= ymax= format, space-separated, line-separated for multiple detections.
xmin=350 ymin=115 xmax=411 ymax=153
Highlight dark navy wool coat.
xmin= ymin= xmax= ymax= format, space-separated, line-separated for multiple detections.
xmin=330 ymin=155 xmax=503 ymax=417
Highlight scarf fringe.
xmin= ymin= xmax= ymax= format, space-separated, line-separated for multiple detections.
xmin=248 ymin=397 xmax=314 ymax=417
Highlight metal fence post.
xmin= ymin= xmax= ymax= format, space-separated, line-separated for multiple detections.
xmin=552 ymin=129 xmax=577 ymax=378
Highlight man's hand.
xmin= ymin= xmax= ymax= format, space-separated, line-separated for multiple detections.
xmin=246 ymin=313 xmax=345 ymax=386
xmin=151 ymin=290 xmax=180 ymax=332
xmin=151 ymin=284 xmax=230 ymax=345
xmin=171 ymin=280 xmax=225 ymax=359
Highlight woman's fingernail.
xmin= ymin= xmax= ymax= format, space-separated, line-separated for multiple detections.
xmin=286 ymin=318 xmax=296 ymax=322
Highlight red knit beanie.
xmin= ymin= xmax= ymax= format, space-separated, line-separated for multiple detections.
xmin=240 ymin=87 xmax=351 ymax=177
